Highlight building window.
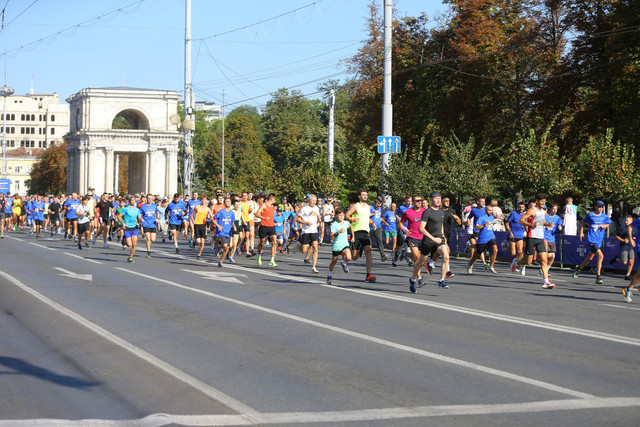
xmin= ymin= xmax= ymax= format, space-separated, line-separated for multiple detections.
xmin=31 ymin=114 xmax=35 ymax=121
xmin=20 ymin=127 xmax=24 ymax=134
xmin=30 ymin=141 xmax=35 ymax=147
xmin=51 ymin=115 xmax=55 ymax=122
xmin=10 ymin=114 xmax=14 ymax=120
xmin=21 ymin=114 xmax=25 ymax=120
xmin=10 ymin=127 xmax=14 ymax=134
xmin=50 ymin=128 xmax=55 ymax=135
xmin=15 ymin=181 xmax=19 ymax=191
xmin=9 ymin=140 xmax=14 ymax=147
xmin=15 ymin=166 xmax=21 ymax=173
xmin=31 ymin=127 xmax=35 ymax=134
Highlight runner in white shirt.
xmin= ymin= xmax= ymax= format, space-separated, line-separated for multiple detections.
xmin=295 ymin=194 xmax=321 ymax=273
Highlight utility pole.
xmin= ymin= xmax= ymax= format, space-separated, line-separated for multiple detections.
xmin=327 ymin=89 xmax=335 ymax=171
xmin=221 ymin=90 xmax=225 ymax=188
xmin=381 ymin=0 xmax=393 ymax=206
xmin=182 ymin=0 xmax=194 ymax=195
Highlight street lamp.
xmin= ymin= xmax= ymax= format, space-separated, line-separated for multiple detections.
xmin=1 ymin=84 xmax=14 ymax=179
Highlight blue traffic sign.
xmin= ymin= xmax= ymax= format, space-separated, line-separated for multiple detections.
xmin=0 ymin=178 xmax=9 ymax=194
xmin=377 ymin=136 xmax=401 ymax=154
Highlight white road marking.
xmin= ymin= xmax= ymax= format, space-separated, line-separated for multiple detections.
xmin=600 ymin=303 xmax=640 ymax=311
xmin=4 ymin=235 xmax=23 ymax=241
xmin=0 ymin=269 xmax=260 ymax=422
xmin=213 ymin=261 xmax=640 ymax=347
xmin=117 ymin=267 xmax=594 ymax=399
xmin=29 ymin=242 xmax=56 ymax=251
xmin=53 ymin=267 xmax=93 ymax=282
xmin=3 ymin=397 xmax=640 ymax=426
xmin=63 ymin=251 xmax=103 ymax=264
xmin=181 ymin=268 xmax=246 ymax=284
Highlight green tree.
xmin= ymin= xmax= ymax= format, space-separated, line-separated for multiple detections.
xmin=381 ymin=140 xmax=432 ymax=203
xmin=433 ymin=132 xmax=497 ymax=203
xmin=28 ymin=142 xmax=67 ymax=195
xmin=575 ymin=128 xmax=640 ymax=205
xmin=498 ymin=126 xmax=573 ymax=202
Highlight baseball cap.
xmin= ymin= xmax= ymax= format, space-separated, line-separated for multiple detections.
xmin=595 ymin=200 xmax=605 ymax=207
xmin=431 ymin=192 xmax=441 ymax=198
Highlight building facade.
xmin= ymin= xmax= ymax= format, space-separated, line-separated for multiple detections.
xmin=64 ymin=87 xmax=181 ymax=196
xmin=1 ymin=92 xmax=69 ymax=194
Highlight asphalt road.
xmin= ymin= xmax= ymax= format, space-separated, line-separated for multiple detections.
xmin=0 ymin=230 xmax=639 ymax=426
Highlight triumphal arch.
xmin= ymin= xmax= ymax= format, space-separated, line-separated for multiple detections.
xmin=64 ymin=87 xmax=181 ymax=195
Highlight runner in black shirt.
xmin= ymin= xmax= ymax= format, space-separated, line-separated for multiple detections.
xmin=47 ymin=198 xmax=61 ymax=237
xmin=94 ymin=193 xmax=113 ymax=248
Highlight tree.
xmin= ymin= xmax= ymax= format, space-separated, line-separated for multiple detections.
xmin=433 ymin=132 xmax=497 ymax=203
xmin=498 ymin=126 xmax=573 ymax=203
xmin=575 ymin=128 xmax=640 ymax=205
xmin=28 ymin=142 xmax=67 ymax=195
xmin=381 ymin=140 xmax=432 ymax=203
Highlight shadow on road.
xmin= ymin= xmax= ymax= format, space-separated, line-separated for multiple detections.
xmin=0 ymin=356 xmax=101 ymax=389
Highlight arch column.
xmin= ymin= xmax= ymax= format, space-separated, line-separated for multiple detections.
xmin=166 ymin=148 xmax=178 ymax=196
xmin=78 ymin=146 xmax=86 ymax=194
xmin=105 ymin=147 xmax=114 ymax=194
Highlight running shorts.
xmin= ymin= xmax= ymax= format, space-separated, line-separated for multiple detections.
xmin=124 ymin=227 xmax=139 ymax=239
xmin=259 ymin=225 xmax=276 ymax=239
xmin=143 ymin=227 xmax=157 ymax=234
xmin=476 ymin=239 xmax=497 ymax=254
xmin=194 ymin=224 xmax=207 ymax=239
xmin=300 ymin=232 xmax=318 ymax=245
xmin=525 ymin=238 xmax=546 ymax=255
xmin=352 ymin=230 xmax=371 ymax=253
xmin=332 ymin=246 xmax=350 ymax=257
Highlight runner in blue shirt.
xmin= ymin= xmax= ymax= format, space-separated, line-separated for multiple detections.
xmin=187 ymin=191 xmax=201 ymax=245
xmin=117 ymin=197 xmax=142 ymax=263
xmin=26 ymin=197 xmax=35 ymax=233
xmin=369 ymin=197 xmax=388 ymax=262
xmin=139 ymin=194 xmax=160 ymax=258
xmin=468 ymin=205 xmax=497 ymax=274
xmin=543 ymin=203 xmax=563 ymax=277
xmin=274 ymin=208 xmax=286 ymax=253
xmin=63 ymin=193 xmax=81 ymax=240
xmin=505 ymin=202 xmax=526 ymax=270
xmin=465 ymin=197 xmax=488 ymax=267
xmin=382 ymin=202 xmax=399 ymax=266
xmin=573 ymin=200 xmax=612 ymax=285
xmin=3 ymin=194 xmax=12 ymax=236
xmin=213 ymin=197 xmax=235 ymax=267
xmin=167 ymin=193 xmax=186 ymax=253
xmin=623 ymin=215 xmax=640 ymax=302
xmin=32 ymin=195 xmax=46 ymax=239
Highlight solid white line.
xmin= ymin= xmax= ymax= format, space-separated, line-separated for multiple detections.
xmin=4 ymin=235 xmax=23 ymax=241
xmin=600 ymin=303 xmax=640 ymax=311
xmin=212 ymin=261 xmax=640 ymax=347
xmin=63 ymin=251 xmax=103 ymax=264
xmin=0 ymin=269 xmax=260 ymax=422
xmin=29 ymin=241 xmax=56 ymax=251
xmin=117 ymin=267 xmax=594 ymax=399
xmin=3 ymin=397 xmax=639 ymax=426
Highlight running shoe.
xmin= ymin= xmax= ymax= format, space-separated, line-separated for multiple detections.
xmin=342 ymin=262 xmax=349 ymax=273
xmin=438 ymin=280 xmax=449 ymax=289
xmin=417 ymin=277 xmax=424 ymax=288
xmin=625 ymin=275 xmax=631 ymax=281
xmin=409 ymin=278 xmax=416 ymax=294
xmin=218 ymin=261 xmax=223 ymax=268
xmin=542 ymin=281 xmax=556 ymax=289
xmin=407 ymin=260 xmax=414 ymax=267
xmin=228 ymin=257 xmax=235 ymax=263
xmin=622 ymin=287 xmax=633 ymax=303
xmin=269 ymin=259 xmax=278 ymax=267
xmin=103 ymin=243 xmax=110 ymax=248
xmin=510 ymin=258 xmax=518 ymax=273
xmin=425 ymin=263 xmax=433 ymax=275
xmin=489 ymin=266 xmax=497 ymax=274
xmin=365 ymin=274 xmax=376 ymax=283
xmin=312 ymin=267 xmax=319 ymax=274
xmin=196 ymin=255 xmax=202 ymax=261
xmin=257 ymin=255 xmax=262 ymax=266
xmin=381 ymin=254 xmax=389 ymax=262
xmin=78 ymin=243 xmax=82 ymax=250
xmin=483 ymin=262 xmax=490 ymax=270
xmin=520 ymin=265 xmax=527 ymax=276
xmin=175 ymin=247 xmax=180 ymax=254
xmin=445 ymin=271 xmax=455 ymax=279
xmin=595 ymin=276 xmax=603 ymax=285
xmin=326 ymin=275 xmax=332 ymax=285
xmin=304 ymin=258 xmax=311 ymax=265
xmin=467 ymin=261 xmax=473 ymax=274
xmin=85 ymin=242 xmax=90 ymax=249
xmin=146 ymin=252 xmax=151 ymax=259
xmin=127 ymin=257 xmax=134 ymax=263
xmin=392 ymin=261 xmax=397 ymax=267
xmin=572 ymin=266 xmax=580 ymax=278
xmin=92 ymin=235 xmax=97 ymax=245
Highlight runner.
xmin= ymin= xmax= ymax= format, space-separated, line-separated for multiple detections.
xmin=240 ymin=192 xmax=256 ymax=257
xmin=167 ymin=193 xmax=187 ymax=254
xmin=75 ymin=196 xmax=92 ymax=249
xmin=345 ymin=189 xmax=377 ymax=283
xmin=118 ymin=197 xmax=142 ymax=263
xmin=410 ymin=192 xmax=450 ymax=293
xmin=611 ymin=214 xmax=635 ymax=280
xmin=140 ymin=194 xmax=160 ymax=258
xmin=369 ymin=196 xmax=388 ymax=262
xmin=157 ymin=198 xmax=169 ymax=243
xmin=213 ymin=196 xmax=235 ymax=267
xmin=2 ymin=193 xmax=12 ymax=235
xmin=505 ymin=202 xmax=527 ymax=272
xmin=400 ymin=194 xmax=426 ymax=278
xmin=295 ymin=194 xmax=321 ymax=274
xmin=187 ymin=191 xmax=200 ymax=245
xmin=0 ymin=192 xmax=6 ymax=238
xmin=94 ymin=193 xmax=112 ymax=248
xmin=321 ymin=196 xmax=335 ymax=245
xmin=63 ymin=192 xmax=80 ymax=240
xmin=468 ymin=204 xmax=498 ymax=275
xmin=382 ymin=202 xmax=398 ymax=266
xmin=465 ymin=197 xmax=487 ymax=267
xmin=572 ymin=200 xmax=611 ymax=285
xmin=255 ymin=193 xmax=279 ymax=267
xmin=543 ymin=203 xmax=563 ymax=277
xmin=510 ymin=193 xmax=555 ymax=289
xmin=192 ymin=195 xmax=211 ymax=261
xmin=326 ymin=207 xmax=352 ymax=284
xmin=439 ymin=196 xmax=461 ymax=278
xmin=32 ymin=194 xmax=45 ymax=239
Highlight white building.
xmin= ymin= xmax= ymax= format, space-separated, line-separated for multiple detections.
xmin=194 ymin=101 xmax=223 ymax=121
xmin=1 ymin=92 xmax=69 ymax=194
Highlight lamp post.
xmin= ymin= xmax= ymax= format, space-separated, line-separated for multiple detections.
xmin=1 ymin=84 xmax=14 ymax=179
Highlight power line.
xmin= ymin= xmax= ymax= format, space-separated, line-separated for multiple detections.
xmin=0 ymin=0 xmax=37 ymax=33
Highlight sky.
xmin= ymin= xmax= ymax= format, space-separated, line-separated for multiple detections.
xmin=0 ymin=0 xmax=446 ymax=111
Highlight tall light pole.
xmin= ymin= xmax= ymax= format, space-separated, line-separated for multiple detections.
xmin=327 ymin=89 xmax=335 ymax=171
xmin=221 ymin=89 xmax=225 ymax=188
xmin=182 ymin=0 xmax=194 ymax=195
xmin=1 ymin=84 xmax=14 ymax=179
xmin=381 ymin=0 xmax=393 ymax=207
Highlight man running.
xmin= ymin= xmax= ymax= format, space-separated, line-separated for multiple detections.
xmin=506 ymin=202 xmax=527 ymax=273
xmin=369 ymin=197 xmax=388 ymax=262
xmin=192 ymin=195 xmax=211 ymax=261
xmin=118 ymin=197 xmax=142 ymax=263
xmin=410 ymin=192 xmax=450 ymax=293
xmin=468 ymin=204 xmax=498 ymax=275
xmin=510 ymin=193 xmax=555 ymax=289
xmin=295 ymin=194 xmax=321 ymax=273
xmin=572 ymin=200 xmax=611 ymax=285
xmin=167 ymin=193 xmax=187 ymax=254
xmin=400 ymin=195 xmax=426 ymax=277
xmin=543 ymin=202 xmax=563 ymax=277
xmin=213 ymin=196 xmax=235 ymax=267
xmin=255 ymin=193 xmax=279 ymax=267
xmin=140 ymin=194 xmax=160 ymax=258
xmin=94 ymin=193 xmax=112 ymax=248
xmin=345 ymin=189 xmax=377 ymax=283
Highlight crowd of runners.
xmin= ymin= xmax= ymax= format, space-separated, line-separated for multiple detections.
xmin=1 ymin=188 xmax=638 ymax=304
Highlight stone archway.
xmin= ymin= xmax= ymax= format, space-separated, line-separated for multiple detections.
xmin=64 ymin=88 xmax=180 ymax=196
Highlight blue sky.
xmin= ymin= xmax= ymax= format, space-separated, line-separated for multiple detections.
xmin=1 ymin=0 xmax=445 ymax=110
